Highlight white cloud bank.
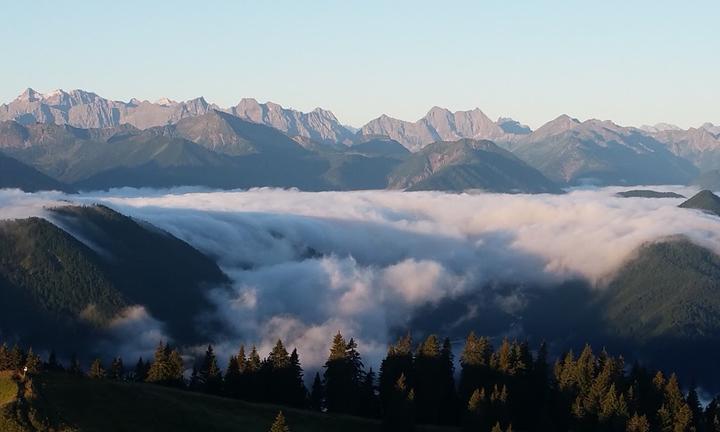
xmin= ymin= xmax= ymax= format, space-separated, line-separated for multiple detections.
xmin=1 ymin=186 xmax=719 ymax=367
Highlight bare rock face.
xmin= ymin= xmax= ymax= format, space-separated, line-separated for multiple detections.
xmin=0 ymin=88 xmax=219 ymax=130
xmin=497 ymin=117 xmax=532 ymax=135
xmin=649 ymin=127 xmax=720 ymax=172
xmin=511 ymin=116 xmax=698 ymax=185
xmin=700 ymin=123 xmax=720 ymax=136
xmin=230 ymin=98 xmax=355 ymax=145
xmin=359 ymin=107 xmax=507 ymax=151
xmin=1 ymin=89 xmax=355 ymax=147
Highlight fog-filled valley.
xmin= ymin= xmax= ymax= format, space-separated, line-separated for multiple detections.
xmin=3 ymin=186 xmax=720 ymax=392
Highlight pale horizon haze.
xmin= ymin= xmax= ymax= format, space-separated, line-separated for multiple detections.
xmin=1 ymin=0 xmax=718 ymax=129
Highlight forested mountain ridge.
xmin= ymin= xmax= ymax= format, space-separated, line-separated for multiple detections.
xmin=388 ymin=138 xmax=561 ymax=193
xmin=0 ymin=204 xmax=229 ymax=350
xmin=0 ymin=153 xmax=72 ymax=192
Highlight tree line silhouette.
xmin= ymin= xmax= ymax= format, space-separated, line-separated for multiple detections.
xmin=1 ymin=332 xmax=718 ymax=432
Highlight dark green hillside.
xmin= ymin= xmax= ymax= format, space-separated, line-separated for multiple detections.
xmin=1 ymin=126 xmax=232 ymax=186
xmin=389 ymin=139 xmax=561 ymax=193
xmin=350 ymin=138 xmax=410 ymax=159
xmin=0 ymin=217 xmax=125 ymax=324
xmin=678 ymin=189 xmax=720 ymax=216
xmin=0 ymin=153 xmax=72 ymax=192
xmin=49 ymin=205 xmax=230 ymax=339
xmin=602 ymin=239 xmax=720 ymax=340
xmin=595 ymin=238 xmax=720 ymax=387
xmin=321 ymin=153 xmax=401 ymax=190
xmin=406 ymin=158 xmax=549 ymax=192
xmin=56 ymin=135 xmax=232 ymax=184
xmin=0 ymin=205 xmax=229 ymax=349
xmin=170 ymin=110 xmax=308 ymax=156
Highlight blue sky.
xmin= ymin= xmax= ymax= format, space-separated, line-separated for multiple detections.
xmin=1 ymin=0 xmax=718 ymax=128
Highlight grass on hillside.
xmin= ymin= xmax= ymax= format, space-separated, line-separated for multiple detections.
xmin=35 ymin=373 xmax=456 ymax=432
xmin=0 ymin=372 xmax=17 ymax=405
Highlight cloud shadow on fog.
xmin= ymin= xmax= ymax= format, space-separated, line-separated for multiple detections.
xmin=93 ymin=202 xmax=564 ymax=365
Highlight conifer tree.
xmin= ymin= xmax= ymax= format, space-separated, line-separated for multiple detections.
xmin=324 ymin=332 xmax=361 ymax=414
xmin=288 ymin=348 xmax=307 ymax=407
xmin=146 ymin=342 xmax=184 ymax=386
xmin=346 ymin=338 xmax=364 ymax=383
xmin=658 ymin=374 xmax=693 ymax=432
xmin=24 ymin=348 xmax=41 ymax=374
xmin=109 ymin=357 xmax=124 ymax=380
xmin=225 ymin=355 xmax=241 ymax=397
xmin=237 ymin=346 xmax=247 ymax=374
xmin=167 ymin=347 xmax=185 ymax=387
xmin=0 ymin=344 xmax=9 ymax=370
xmin=492 ymin=338 xmax=513 ymax=375
xmin=69 ymin=354 xmax=82 ymax=375
xmin=263 ymin=340 xmax=289 ymax=403
xmin=415 ymin=334 xmax=444 ymax=424
xmin=310 ymin=372 xmax=324 ymax=411
xmin=438 ymin=337 xmax=458 ymax=424
xmin=9 ymin=344 xmax=24 ymax=371
xmin=360 ymin=368 xmax=380 ymax=418
xmin=379 ymin=333 xmax=413 ymax=416
xmin=88 ymin=358 xmax=105 ymax=379
xmin=269 ymin=411 xmax=290 ymax=432
xmin=705 ymin=397 xmax=720 ymax=432
xmin=236 ymin=345 xmax=249 ymax=399
xmin=146 ymin=341 xmax=169 ymax=383
xmin=626 ymin=413 xmax=650 ymax=432
xmin=459 ymin=332 xmax=493 ymax=404
xmin=189 ymin=365 xmax=201 ymax=391
xmin=686 ymin=384 xmax=703 ymax=432
xmin=199 ymin=344 xmax=222 ymax=394
xmin=464 ymin=388 xmax=487 ymax=432
xmin=534 ymin=341 xmax=549 ymax=384
xmin=260 ymin=340 xmax=305 ymax=406
xmin=491 ymin=421 xmax=503 ymax=432
xmin=246 ymin=346 xmax=262 ymax=402
xmin=133 ymin=357 xmax=148 ymax=382
xmin=555 ymin=350 xmax=576 ymax=393
xmin=46 ymin=349 xmax=62 ymax=371
xmin=383 ymin=373 xmax=415 ymax=432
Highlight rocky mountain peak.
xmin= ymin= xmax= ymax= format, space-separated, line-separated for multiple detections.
xmin=16 ymin=88 xmax=43 ymax=102
xmin=497 ymin=117 xmax=532 ymax=135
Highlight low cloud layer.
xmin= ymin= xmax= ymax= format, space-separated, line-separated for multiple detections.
xmin=2 ymin=186 xmax=720 ymax=368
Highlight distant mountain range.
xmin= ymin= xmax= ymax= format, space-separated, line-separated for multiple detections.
xmin=507 ymin=116 xmax=699 ymax=185
xmin=1 ymin=87 xmax=719 ymax=192
xmin=359 ymin=107 xmax=508 ymax=151
xmin=0 ymin=89 xmax=354 ymax=146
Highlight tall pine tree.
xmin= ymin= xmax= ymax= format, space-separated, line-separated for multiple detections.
xmin=199 ymin=344 xmax=222 ymax=394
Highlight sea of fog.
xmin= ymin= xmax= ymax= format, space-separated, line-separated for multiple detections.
xmin=1 ymin=185 xmax=719 ymax=368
